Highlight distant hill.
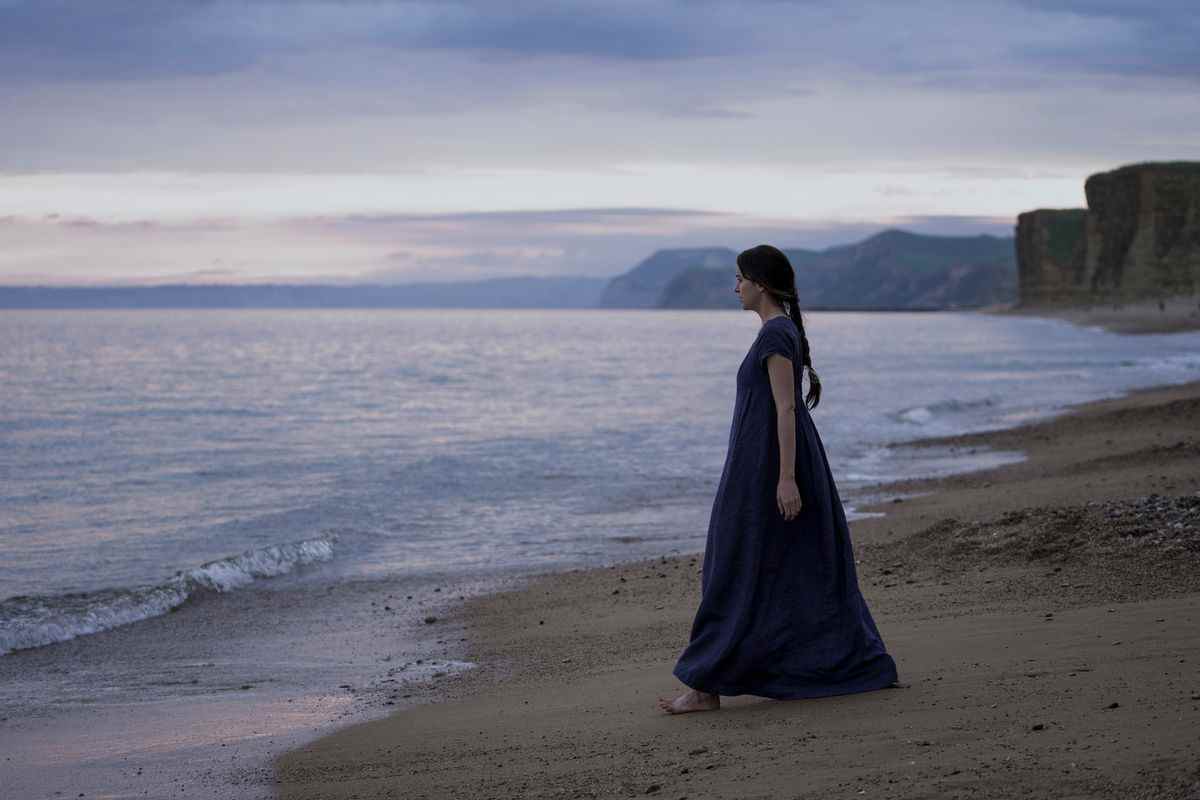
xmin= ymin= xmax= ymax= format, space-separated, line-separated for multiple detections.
xmin=0 ymin=276 xmax=610 ymax=309
xmin=597 ymin=248 xmax=736 ymax=308
xmin=655 ymin=230 xmax=1016 ymax=310
xmin=3 ymin=229 xmax=1017 ymax=311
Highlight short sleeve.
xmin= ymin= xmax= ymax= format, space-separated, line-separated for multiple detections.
xmin=756 ymin=323 xmax=795 ymax=371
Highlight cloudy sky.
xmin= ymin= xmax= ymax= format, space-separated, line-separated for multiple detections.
xmin=1 ymin=0 xmax=1197 ymax=285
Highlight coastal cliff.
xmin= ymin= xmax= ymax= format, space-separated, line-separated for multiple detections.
xmin=1017 ymin=162 xmax=1200 ymax=306
xmin=1015 ymin=209 xmax=1088 ymax=304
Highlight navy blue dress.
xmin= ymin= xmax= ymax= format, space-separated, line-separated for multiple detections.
xmin=672 ymin=316 xmax=899 ymax=699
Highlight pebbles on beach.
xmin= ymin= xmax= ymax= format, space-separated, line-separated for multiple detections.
xmin=920 ymin=493 xmax=1199 ymax=559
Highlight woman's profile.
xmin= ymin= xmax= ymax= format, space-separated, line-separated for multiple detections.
xmin=658 ymin=244 xmax=899 ymax=714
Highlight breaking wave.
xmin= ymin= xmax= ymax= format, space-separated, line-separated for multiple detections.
xmin=0 ymin=534 xmax=337 ymax=656
xmin=891 ymin=396 xmax=999 ymax=425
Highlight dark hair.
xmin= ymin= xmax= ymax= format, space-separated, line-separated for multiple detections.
xmin=736 ymin=244 xmax=821 ymax=410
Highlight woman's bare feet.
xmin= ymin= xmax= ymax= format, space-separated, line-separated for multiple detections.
xmin=657 ymin=688 xmax=720 ymax=714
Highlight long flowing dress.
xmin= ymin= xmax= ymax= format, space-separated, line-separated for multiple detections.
xmin=672 ymin=316 xmax=899 ymax=699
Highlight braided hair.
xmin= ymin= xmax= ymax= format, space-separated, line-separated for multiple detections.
xmin=736 ymin=244 xmax=822 ymax=410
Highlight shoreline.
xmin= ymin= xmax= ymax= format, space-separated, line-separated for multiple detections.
xmin=978 ymin=296 xmax=1200 ymax=335
xmin=0 ymin=565 xmax=531 ymax=800
xmin=274 ymin=375 xmax=1200 ymax=799
xmin=5 ymin=306 xmax=1197 ymax=798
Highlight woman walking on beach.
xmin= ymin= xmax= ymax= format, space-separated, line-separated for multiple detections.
xmin=659 ymin=244 xmax=899 ymax=714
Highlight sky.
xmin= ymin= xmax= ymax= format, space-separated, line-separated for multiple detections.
xmin=1 ymin=0 xmax=1197 ymax=286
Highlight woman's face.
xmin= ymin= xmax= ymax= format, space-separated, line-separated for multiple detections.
xmin=734 ymin=268 xmax=762 ymax=307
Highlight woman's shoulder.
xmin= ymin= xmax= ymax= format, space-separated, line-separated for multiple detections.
xmin=754 ymin=316 xmax=799 ymax=366
xmin=759 ymin=316 xmax=798 ymax=341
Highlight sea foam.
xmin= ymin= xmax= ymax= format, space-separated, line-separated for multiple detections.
xmin=0 ymin=534 xmax=337 ymax=656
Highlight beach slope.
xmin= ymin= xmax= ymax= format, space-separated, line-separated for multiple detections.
xmin=275 ymin=379 xmax=1200 ymax=800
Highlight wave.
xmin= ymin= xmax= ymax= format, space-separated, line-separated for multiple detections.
xmin=891 ymin=396 xmax=998 ymax=425
xmin=1142 ymin=351 xmax=1200 ymax=375
xmin=0 ymin=534 xmax=337 ymax=656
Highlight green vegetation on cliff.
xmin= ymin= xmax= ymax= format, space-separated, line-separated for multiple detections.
xmin=1017 ymin=161 xmax=1200 ymax=306
xmin=1042 ymin=209 xmax=1088 ymax=267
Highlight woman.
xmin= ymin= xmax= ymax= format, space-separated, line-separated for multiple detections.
xmin=658 ymin=244 xmax=899 ymax=714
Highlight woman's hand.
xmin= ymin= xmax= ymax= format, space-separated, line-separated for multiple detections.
xmin=777 ymin=479 xmax=803 ymax=521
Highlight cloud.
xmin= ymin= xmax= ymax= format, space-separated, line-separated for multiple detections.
xmin=0 ymin=166 xmax=1095 ymax=231
xmin=1008 ymin=0 xmax=1200 ymax=80
xmin=396 ymin=2 xmax=742 ymax=61
xmin=0 ymin=205 xmax=1016 ymax=286
xmin=0 ymin=1 xmax=261 ymax=80
xmin=0 ymin=0 xmax=1196 ymax=235
xmin=0 ymin=0 xmax=750 ymax=84
xmin=2 ymin=0 xmax=1196 ymax=86
xmin=1 ymin=2 xmax=1194 ymax=173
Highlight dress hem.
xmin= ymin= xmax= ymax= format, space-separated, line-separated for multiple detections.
xmin=672 ymin=662 xmax=900 ymax=701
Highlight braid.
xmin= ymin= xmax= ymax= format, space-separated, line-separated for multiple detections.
xmin=739 ymin=243 xmax=822 ymax=410
xmin=783 ymin=290 xmax=821 ymax=411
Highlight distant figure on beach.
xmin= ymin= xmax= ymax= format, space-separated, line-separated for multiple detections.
xmin=659 ymin=244 xmax=900 ymax=714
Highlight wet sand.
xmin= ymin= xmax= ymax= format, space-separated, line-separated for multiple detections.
xmin=0 ymin=569 xmax=510 ymax=800
xmin=274 ymin=375 xmax=1200 ymax=800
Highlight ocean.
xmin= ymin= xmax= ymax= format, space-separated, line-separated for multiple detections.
xmin=4 ymin=307 xmax=1200 ymax=798
xmin=3 ymin=308 xmax=1200 ymax=658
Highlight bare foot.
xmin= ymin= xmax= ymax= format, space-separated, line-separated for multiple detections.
xmin=657 ymin=689 xmax=720 ymax=714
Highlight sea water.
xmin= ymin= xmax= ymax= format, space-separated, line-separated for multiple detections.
xmin=2 ymin=307 xmax=1199 ymax=655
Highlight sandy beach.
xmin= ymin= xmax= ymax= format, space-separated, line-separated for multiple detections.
xmin=274 ymin=353 xmax=1200 ymax=795
xmin=5 ymin=4 xmax=1199 ymax=796
xmin=981 ymin=295 xmax=1200 ymax=335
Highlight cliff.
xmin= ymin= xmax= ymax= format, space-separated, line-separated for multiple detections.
xmin=1015 ymin=209 xmax=1088 ymax=304
xmin=1017 ymin=162 xmax=1200 ymax=306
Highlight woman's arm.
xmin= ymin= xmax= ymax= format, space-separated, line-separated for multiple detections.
xmin=765 ymin=354 xmax=802 ymax=520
